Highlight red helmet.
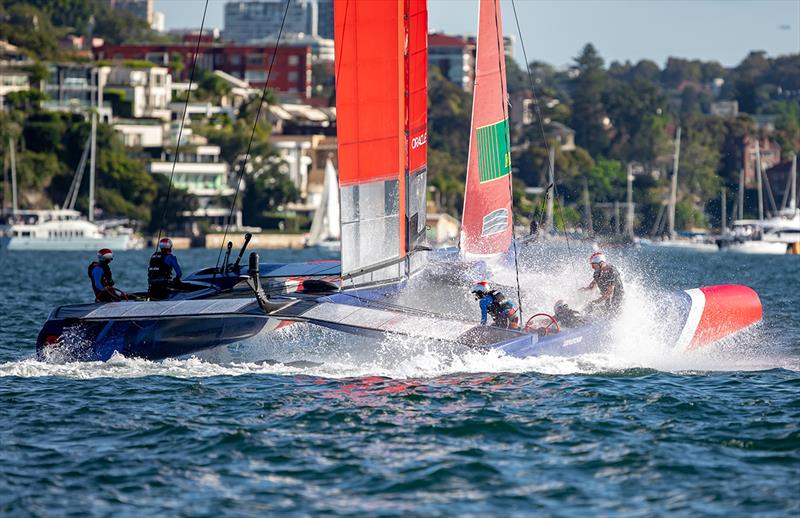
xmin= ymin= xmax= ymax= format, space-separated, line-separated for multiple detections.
xmin=158 ymin=237 xmax=173 ymax=251
xmin=97 ymin=248 xmax=113 ymax=261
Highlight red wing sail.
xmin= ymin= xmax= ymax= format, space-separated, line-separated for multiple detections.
xmin=405 ymin=0 xmax=429 ymax=269
xmin=335 ymin=0 xmax=405 ymax=284
xmin=460 ymin=0 xmax=513 ymax=256
xmin=334 ymin=0 xmax=428 ymax=285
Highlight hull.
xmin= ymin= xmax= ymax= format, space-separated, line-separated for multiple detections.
xmin=718 ymin=240 xmax=789 ymax=255
xmin=4 ymin=233 xmax=132 ymax=251
xmin=36 ymin=299 xmax=281 ymax=362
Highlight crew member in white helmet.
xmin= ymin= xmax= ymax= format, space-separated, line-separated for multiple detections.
xmin=147 ymin=237 xmax=183 ymax=300
xmin=581 ymin=251 xmax=624 ymax=315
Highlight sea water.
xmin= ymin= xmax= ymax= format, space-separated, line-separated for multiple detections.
xmin=0 ymin=246 xmax=798 ymax=515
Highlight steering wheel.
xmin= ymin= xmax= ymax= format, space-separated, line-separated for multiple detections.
xmin=104 ymin=286 xmax=129 ymax=301
xmin=524 ymin=312 xmax=560 ymax=336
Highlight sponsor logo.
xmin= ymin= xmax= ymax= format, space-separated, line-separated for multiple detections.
xmin=562 ymin=336 xmax=583 ymax=347
xmin=411 ymin=132 xmax=428 ymax=149
xmin=481 ymin=208 xmax=509 ymax=236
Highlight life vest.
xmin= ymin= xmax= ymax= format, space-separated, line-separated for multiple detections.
xmin=486 ymin=290 xmax=515 ymax=317
xmin=87 ymin=261 xmax=114 ymax=294
xmin=148 ymin=251 xmax=173 ymax=285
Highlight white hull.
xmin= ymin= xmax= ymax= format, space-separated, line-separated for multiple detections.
xmin=3 ymin=233 xmax=132 ymax=251
xmin=719 ymin=240 xmax=790 ymax=255
xmin=642 ymin=239 xmax=718 ymax=252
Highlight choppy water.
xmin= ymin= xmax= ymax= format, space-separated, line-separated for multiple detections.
xmin=1 ymin=246 xmax=798 ymax=515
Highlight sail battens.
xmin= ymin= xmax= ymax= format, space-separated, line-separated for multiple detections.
xmin=334 ymin=0 xmax=428 ymax=281
xmin=460 ymin=0 xmax=513 ymax=256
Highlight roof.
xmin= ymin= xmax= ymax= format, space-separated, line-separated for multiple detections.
xmin=428 ymin=33 xmax=469 ymax=48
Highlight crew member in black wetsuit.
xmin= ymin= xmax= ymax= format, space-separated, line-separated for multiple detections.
xmin=471 ymin=281 xmax=520 ymax=330
xmin=553 ymin=300 xmax=585 ymax=328
xmin=582 ymin=252 xmax=625 ymax=315
xmin=148 ymin=237 xmax=183 ymax=300
xmin=88 ymin=248 xmax=122 ymax=302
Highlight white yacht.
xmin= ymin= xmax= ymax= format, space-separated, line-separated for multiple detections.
xmin=1 ymin=209 xmax=133 ymax=250
xmin=2 ymin=112 xmax=141 ymax=251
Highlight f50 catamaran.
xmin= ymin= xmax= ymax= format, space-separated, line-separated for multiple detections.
xmin=36 ymin=0 xmax=762 ymax=363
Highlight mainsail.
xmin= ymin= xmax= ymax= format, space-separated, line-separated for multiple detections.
xmin=334 ymin=0 xmax=428 ymax=286
xmin=460 ymin=0 xmax=513 ymax=256
xmin=307 ymin=158 xmax=340 ymax=246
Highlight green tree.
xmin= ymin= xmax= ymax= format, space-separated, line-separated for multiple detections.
xmin=570 ymin=44 xmax=609 ymax=157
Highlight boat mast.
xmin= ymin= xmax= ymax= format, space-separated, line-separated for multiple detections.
xmin=791 ymin=153 xmax=797 ymax=216
xmin=755 ymin=140 xmax=763 ymax=221
xmin=668 ymin=126 xmax=681 ymax=239
xmin=545 ymin=146 xmax=554 ymax=233
xmin=89 ymin=111 xmax=96 ymax=222
xmin=9 ymin=137 xmax=17 ymax=217
xmin=721 ymin=188 xmax=727 ymax=233
xmin=738 ymin=168 xmax=744 ymax=220
xmin=626 ymin=163 xmax=634 ymax=239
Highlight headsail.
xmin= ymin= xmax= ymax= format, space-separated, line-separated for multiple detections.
xmin=460 ymin=0 xmax=513 ymax=256
xmin=307 ymin=158 xmax=340 ymax=246
xmin=334 ymin=0 xmax=428 ymax=286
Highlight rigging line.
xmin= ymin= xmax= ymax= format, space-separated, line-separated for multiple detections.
xmin=491 ymin=0 xmax=523 ymax=321
xmin=213 ymin=0 xmax=292 ymax=275
xmin=155 ymin=0 xmax=210 ymax=247
xmin=510 ymin=0 xmax=577 ymax=276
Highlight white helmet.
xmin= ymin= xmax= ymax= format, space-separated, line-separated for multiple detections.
xmin=470 ymin=281 xmax=490 ymax=295
xmin=589 ymin=252 xmax=606 ymax=265
xmin=158 ymin=237 xmax=173 ymax=251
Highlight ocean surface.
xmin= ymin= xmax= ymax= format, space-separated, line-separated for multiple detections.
xmin=0 ymin=245 xmax=798 ymax=516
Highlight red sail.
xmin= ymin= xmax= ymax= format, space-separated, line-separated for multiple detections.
xmin=460 ymin=0 xmax=513 ymax=256
xmin=334 ymin=0 xmax=428 ymax=283
xmin=405 ymin=0 xmax=429 ymax=262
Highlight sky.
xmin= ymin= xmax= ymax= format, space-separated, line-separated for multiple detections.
xmin=154 ymin=0 xmax=800 ymax=68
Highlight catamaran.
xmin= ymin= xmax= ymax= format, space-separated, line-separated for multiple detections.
xmin=36 ymin=0 xmax=762 ymax=363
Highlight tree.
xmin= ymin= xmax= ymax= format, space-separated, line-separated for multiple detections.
xmin=569 ymin=44 xmax=609 ymax=157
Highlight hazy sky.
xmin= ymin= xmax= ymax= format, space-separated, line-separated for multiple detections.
xmin=155 ymin=0 xmax=800 ymax=67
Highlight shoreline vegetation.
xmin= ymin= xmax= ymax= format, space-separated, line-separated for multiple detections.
xmin=1 ymin=0 xmax=798 ymax=239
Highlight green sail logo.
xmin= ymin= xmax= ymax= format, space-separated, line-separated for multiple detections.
xmin=476 ymin=118 xmax=511 ymax=183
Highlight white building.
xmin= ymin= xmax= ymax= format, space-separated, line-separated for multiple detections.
xmin=113 ymin=118 xmax=165 ymax=148
xmin=104 ymin=65 xmax=172 ymax=120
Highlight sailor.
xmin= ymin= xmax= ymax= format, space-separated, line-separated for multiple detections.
xmin=88 ymin=248 xmax=121 ymax=302
xmin=471 ymin=281 xmax=520 ymax=330
xmin=581 ymin=252 xmax=625 ymax=315
xmin=553 ymin=300 xmax=585 ymax=328
xmin=148 ymin=237 xmax=183 ymax=300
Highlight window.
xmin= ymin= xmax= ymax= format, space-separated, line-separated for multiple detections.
xmin=288 ymin=71 xmax=298 ymax=82
xmin=245 ymin=70 xmax=266 ymax=82
xmin=230 ymin=54 xmax=241 ymax=65
xmin=247 ymin=53 xmax=263 ymax=65
xmin=288 ymin=55 xmax=299 ymax=66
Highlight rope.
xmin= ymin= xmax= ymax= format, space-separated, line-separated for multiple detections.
xmin=510 ymin=0 xmax=578 ymax=278
xmin=491 ymin=0 xmax=524 ymax=321
xmin=155 ymin=0 xmax=209 ymax=246
xmin=213 ymin=0 xmax=292 ymax=274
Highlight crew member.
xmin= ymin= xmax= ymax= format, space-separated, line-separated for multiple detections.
xmin=88 ymin=248 xmax=121 ymax=302
xmin=148 ymin=237 xmax=183 ymax=300
xmin=471 ymin=281 xmax=520 ymax=330
xmin=582 ymin=252 xmax=625 ymax=315
xmin=553 ymin=300 xmax=585 ymax=328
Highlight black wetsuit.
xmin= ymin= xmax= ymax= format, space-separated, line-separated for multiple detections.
xmin=592 ymin=264 xmax=624 ymax=313
xmin=555 ymin=306 xmax=585 ymax=328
